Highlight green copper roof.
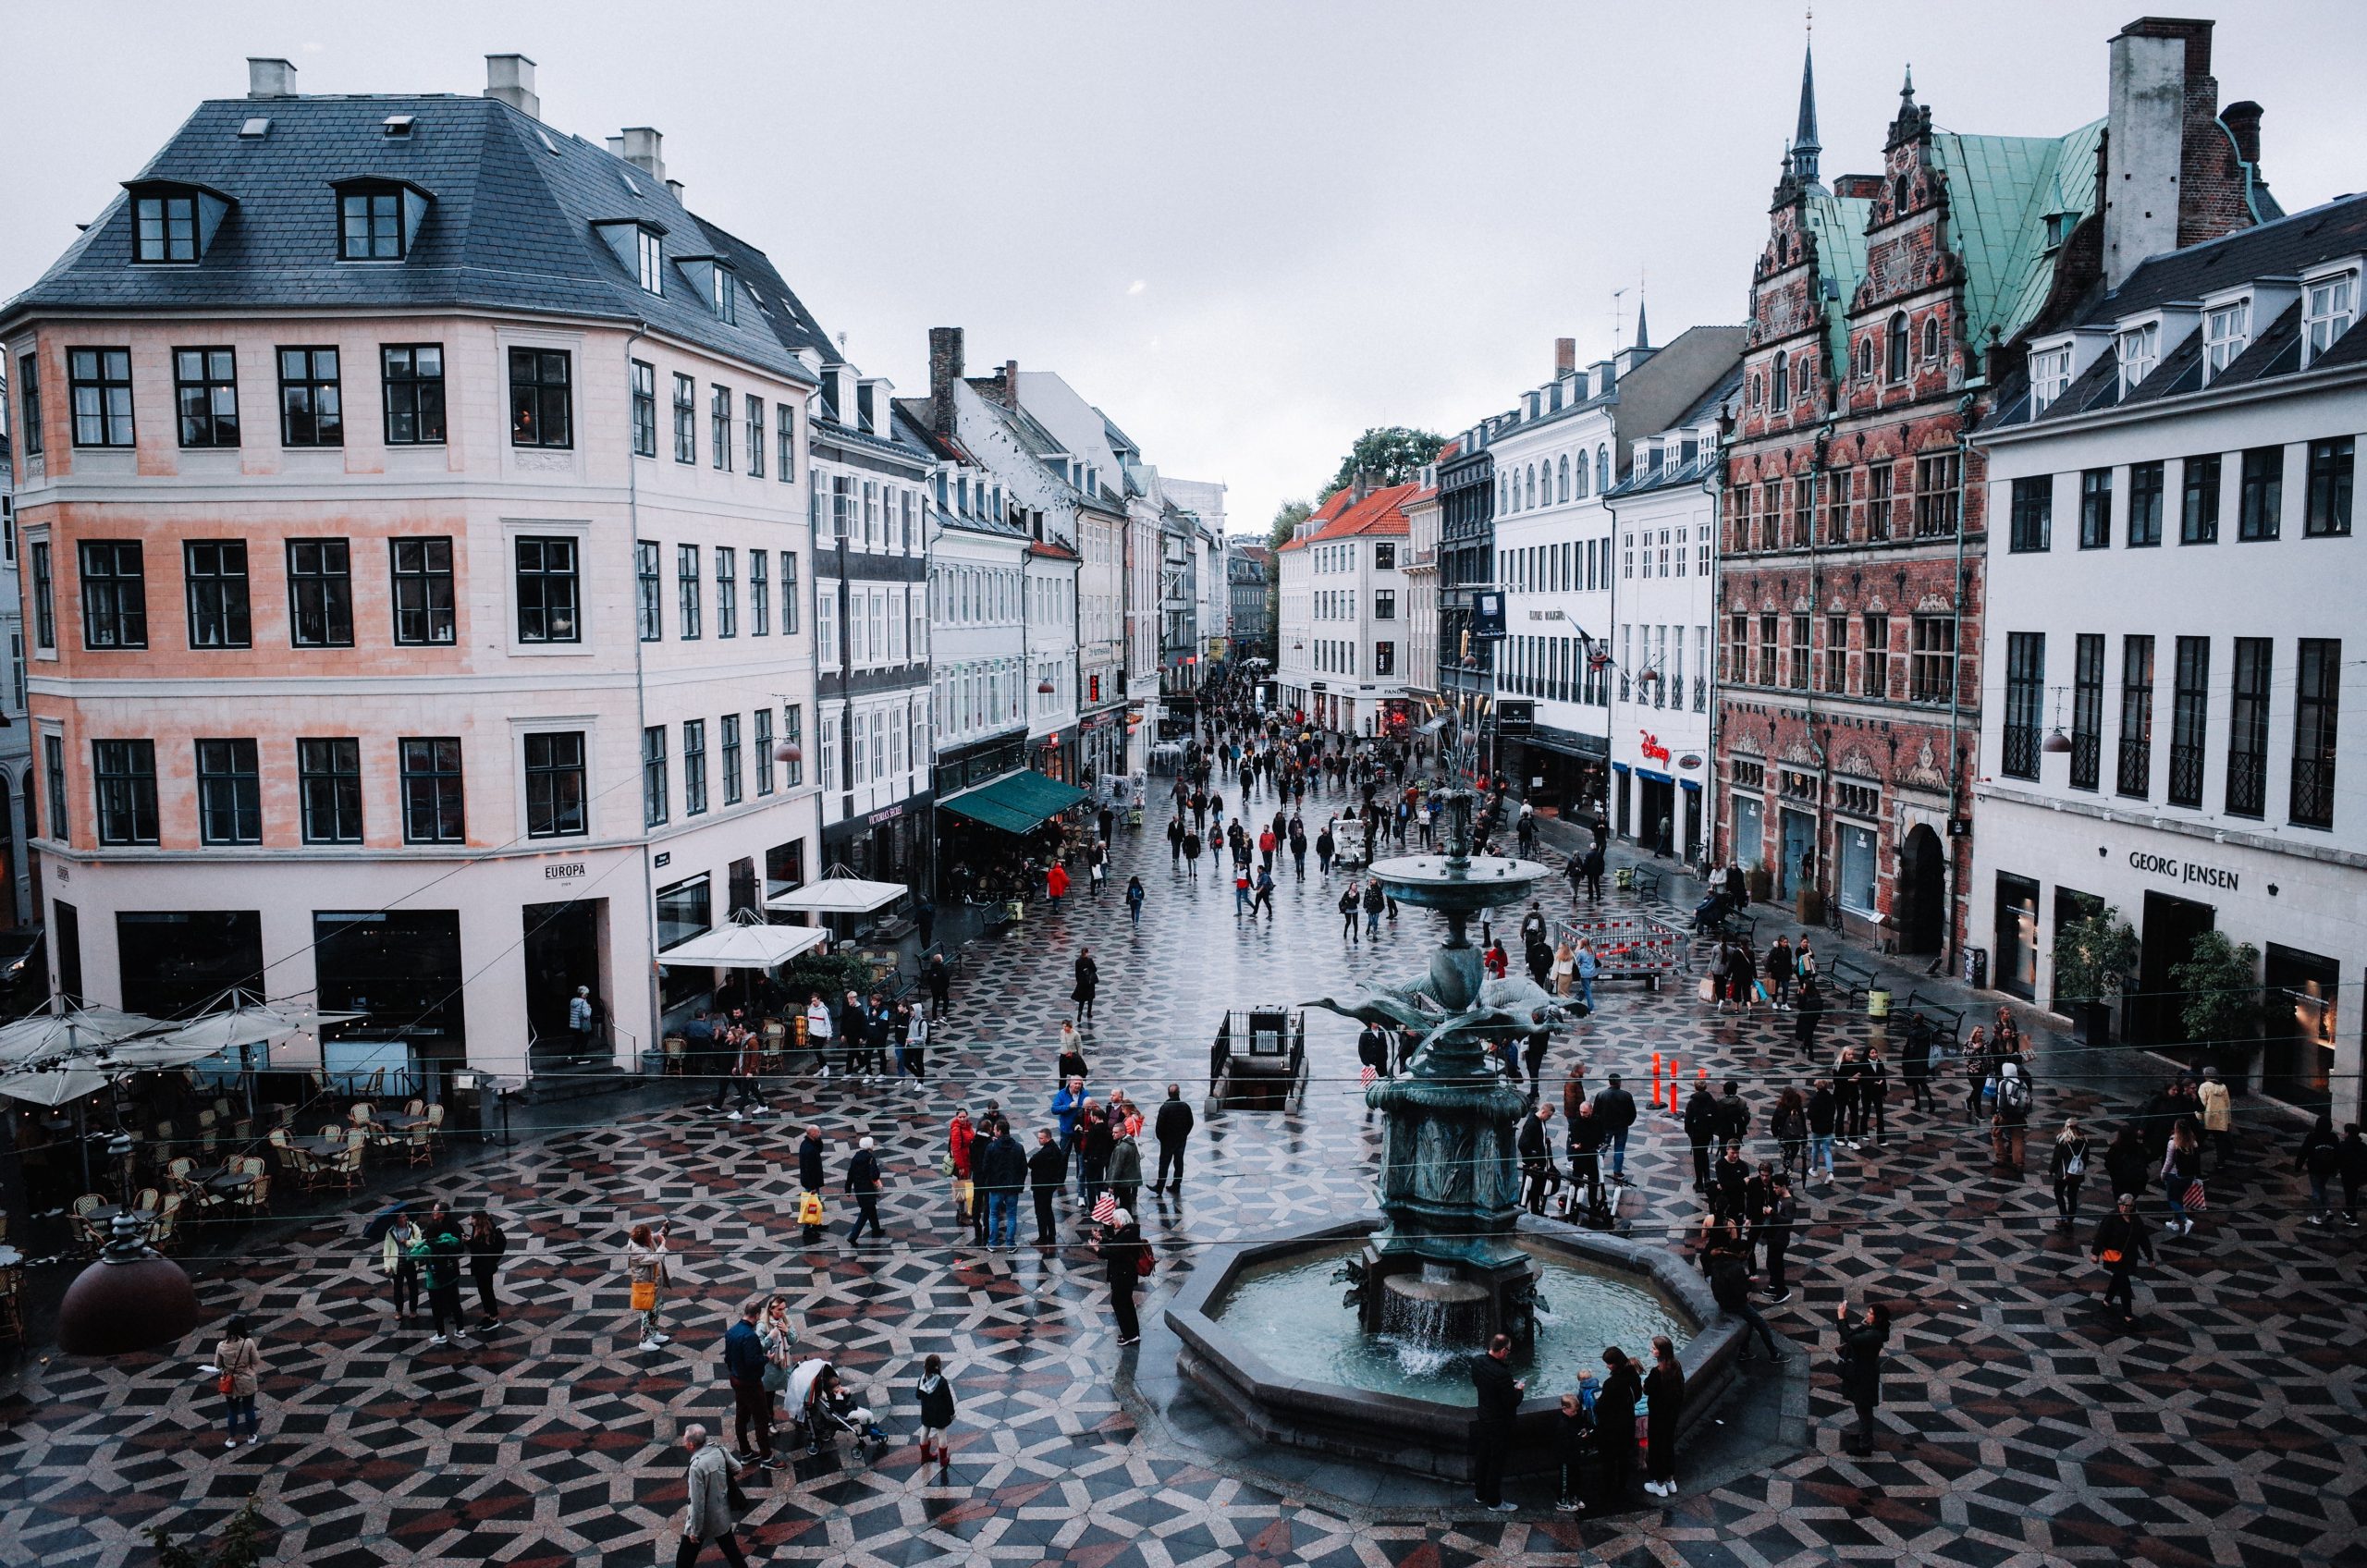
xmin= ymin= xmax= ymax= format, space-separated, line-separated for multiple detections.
xmin=1931 ymin=119 xmax=2103 ymax=349
xmin=1802 ymin=190 xmax=1874 ymax=368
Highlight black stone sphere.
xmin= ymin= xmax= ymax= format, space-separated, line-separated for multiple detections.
xmin=56 ymin=1252 xmax=199 ymax=1356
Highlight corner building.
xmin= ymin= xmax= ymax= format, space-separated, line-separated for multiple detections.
xmin=0 ymin=57 xmax=826 ymax=1086
xmin=1714 ymin=19 xmax=2270 ymax=961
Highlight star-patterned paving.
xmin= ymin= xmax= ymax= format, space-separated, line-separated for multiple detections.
xmin=2 ymin=778 xmax=2362 ymax=1568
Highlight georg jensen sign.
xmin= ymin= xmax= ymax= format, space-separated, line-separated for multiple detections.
xmin=2128 ymin=850 xmax=2238 ymax=892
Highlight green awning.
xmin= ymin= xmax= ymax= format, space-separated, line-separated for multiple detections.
xmin=938 ymin=770 xmax=1090 ymax=835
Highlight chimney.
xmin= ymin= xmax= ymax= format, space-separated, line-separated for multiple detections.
xmin=1000 ymin=359 xmax=1020 ymax=408
xmin=2103 ymin=18 xmax=2208 ymax=287
xmin=928 ymin=327 xmax=964 ymax=436
xmin=618 ymin=127 xmax=666 ymax=182
xmin=247 ymin=57 xmax=296 ymax=99
xmin=2221 ymin=99 xmax=2262 ymax=165
xmin=484 ymin=54 xmax=539 ymax=118
xmin=1834 ymin=174 xmax=1884 ymax=200
xmin=1351 ymin=469 xmax=1374 ymax=505
xmin=1554 ymin=337 xmax=1577 ymax=375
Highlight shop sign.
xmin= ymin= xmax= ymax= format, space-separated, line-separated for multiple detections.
xmin=1677 ymin=753 xmax=1702 ymax=771
xmin=543 ymin=862 xmax=586 ymax=881
xmin=866 ymin=802 xmax=904 ymax=827
xmin=653 ymin=851 xmax=671 ymax=868
xmin=2129 ymin=850 xmax=2238 ymax=892
xmin=1638 ymin=730 xmax=1671 ymax=766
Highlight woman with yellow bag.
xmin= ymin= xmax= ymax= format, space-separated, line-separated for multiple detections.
xmin=625 ymin=1219 xmax=672 ymax=1353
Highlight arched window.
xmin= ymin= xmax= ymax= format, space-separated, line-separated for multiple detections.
xmin=1772 ymin=353 xmax=1789 ymax=408
xmin=1886 ymin=312 xmax=1909 ymax=381
xmin=1858 ymin=337 xmax=1875 ymax=378
xmin=1575 ymin=452 xmax=1589 ymax=499
xmin=1558 ymin=454 xmax=1571 ymax=503
xmin=1596 ymin=446 xmax=1610 ymax=491
xmin=1526 ymin=464 xmax=1538 ymax=509
xmin=1749 ymin=373 xmax=1761 ymax=407
xmin=1921 ymin=316 xmax=1941 ymax=359
xmin=1796 ymin=352 xmax=1813 ymax=405
xmin=1894 ymin=174 xmax=1909 ymax=214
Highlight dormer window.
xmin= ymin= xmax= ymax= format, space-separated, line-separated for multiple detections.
xmin=333 ymin=178 xmax=430 ymax=262
xmin=2202 ymin=300 xmax=2250 ymax=382
xmin=2303 ymin=269 xmax=2357 ymax=367
xmin=2029 ymin=344 xmax=2073 ymax=414
xmin=126 ymin=180 xmax=230 ymax=264
xmin=135 ymin=193 xmax=198 ymax=263
xmin=638 ymin=228 xmax=663 ymax=294
xmin=2116 ymin=322 xmax=2160 ymax=396
xmin=709 ymin=268 xmax=736 ymax=324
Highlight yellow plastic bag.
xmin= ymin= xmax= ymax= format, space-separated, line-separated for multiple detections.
xmin=797 ymin=1191 xmax=825 ymax=1226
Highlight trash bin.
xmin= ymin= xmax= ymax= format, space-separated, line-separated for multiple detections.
xmin=1962 ymin=947 xmax=1989 ymax=989
xmin=1614 ymin=866 xmax=1637 ymax=892
xmin=1867 ymin=987 xmax=1891 ymax=1019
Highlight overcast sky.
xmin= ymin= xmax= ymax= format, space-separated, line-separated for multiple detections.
xmin=6 ymin=1 xmax=2361 ymax=534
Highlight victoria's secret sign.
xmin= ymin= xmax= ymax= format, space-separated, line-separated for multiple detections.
xmin=2129 ymin=850 xmax=2238 ymax=891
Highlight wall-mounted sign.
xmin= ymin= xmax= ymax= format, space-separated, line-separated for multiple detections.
xmin=2129 ymin=850 xmax=2238 ymax=891
xmin=1495 ymin=700 xmax=1534 ymax=736
xmin=866 ymin=802 xmax=904 ymax=827
xmin=544 ymin=862 xmax=586 ymax=881
xmin=1638 ymin=731 xmax=1671 ymax=766
xmin=653 ymin=851 xmax=671 ymax=868
xmin=1677 ymin=753 xmax=1702 ymax=771
xmin=1472 ymin=592 xmax=1505 ymax=640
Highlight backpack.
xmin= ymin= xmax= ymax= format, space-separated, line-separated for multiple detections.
xmin=1999 ymin=1073 xmax=2030 ymax=1113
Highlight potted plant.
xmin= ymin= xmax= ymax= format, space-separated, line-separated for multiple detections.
xmin=1746 ymin=864 xmax=1773 ymax=903
xmin=2051 ymin=905 xmax=2140 ymax=1046
xmin=1797 ymin=886 xmax=1826 ymax=928
xmin=2169 ymin=930 xmax=2268 ymax=1090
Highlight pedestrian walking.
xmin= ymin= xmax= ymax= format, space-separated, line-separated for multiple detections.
xmin=904 ymin=1006 xmax=929 ymax=1084
xmin=1760 ymin=1177 xmax=1797 ymax=1302
xmin=570 ymin=985 xmax=595 ymax=1057
xmin=674 ymin=1427 xmax=750 ymax=1568
xmin=1771 ymin=1087 xmax=1809 ymax=1187
xmin=1056 ymin=1021 xmax=1089 ymax=1084
xmin=1153 ymin=1084 xmax=1193 ymax=1192
xmin=1028 ymin=1128 xmax=1066 ymax=1243
xmin=625 ymin=1220 xmax=673 ymax=1351
xmin=1363 ymin=879 xmax=1386 ymax=938
xmin=212 ymin=1314 xmax=265 ymax=1449
xmin=1833 ymin=1303 xmax=1890 ymax=1455
xmin=1468 ymin=1331 xmax=1525 ymax=1511
xmin=1595 ymin=1346 xmax=1642 ymax=1507
xmin=1764 ymin=936 xmax=1795 ymax=1009
xmin=1073 ymin=947 xmax=1099 ymax=1024
xmin=467 ymin=1212 xmax=506 ymax=1328
xmin=916 ymin=895 xmax=936 ymax=949
xmin=914 ymin=1354 xmax=958 ymax=1470
xmin=925 ymin=957 xmax=953 ymax=1023
xmin=2092 ymin=1193 xmax=2156 ymax=1327
xmin=1806 ymin=1080 xmax=1837 ymax=1183
xmin=1252 ymin=866 xmax=1276 ymax=919
xmin=795 ymin=1126 xmax=828 ymax=1243
xmin=2297 ymin=1112 xmax=2342 ymax=1225
xmin=1554 ymin=1381 xmax=1596 ymax=1513
xmin=947 ymin=1108 xmax=977 ymax=1237
xmin=1592 ymin=1073 xmax=1638 ymax=1182
xmin=757 ymin=1296 xmax=794 ymax=1438
xmin=846 ymin=1136 xmax=884 ymax=1246
xmin=1682 ymin=1079 xmax=1718 ymax=1192
xmin=2196 ymin=1068 xmax=2234 ymax=1174
xmin=2340 ymin=1122 xmax=2367 ymax=1227
xmin=1099 ymin=1207 xmax=1147 ymax=1346
xmin=422 ymin=1207 xmax=471 ymax=1347
xmin=1089 ymin=844 xmax=1108 ymax=898
xmin=1551 ymin=939 xmax=1576 ymax=998
xmin=1126 ymin=875 xmax=1146 ymax=927
xmin=1992 ymin=1060 xmax=2032 ymax=1169
xmin=1046 ymin=861 xmax=1070 ymax=902
xmin=1107 ymin=1118 xmax=1144 ymax=1216
xmin=1643 ymin=1334 xmax=1686 ymax=1496
xmin=1338 ymin=881 xmax=1360 ymax=942
xmin=724 ymin=1298 xmax=781 ymax=1469
xmin=2050 ymin=1119 xmax=2091 ymax=1225
xmin=1795 ymin=977 xmax=1826 ymax=1056
xmin=381 ymin=1211 xmax=423 ymax=1320
xmin=1520 ymin=1103 xmax=1560 ymax=1215
xmin=1574 ymin=939 xmax=1599 ymax=1011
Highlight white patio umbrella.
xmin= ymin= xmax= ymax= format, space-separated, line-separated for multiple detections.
xmin=0 ymin=1005 xmax=168 ymax=1070
xmin=134 ymin=996 xmax=362 ymax=1059
xmin=0 ymin=1062 xmax=108 ymax=1108
xmin=765 ymin=864 xmax=907 ymax=917
xmin=657 ymin=911 xmax=829 ymax=971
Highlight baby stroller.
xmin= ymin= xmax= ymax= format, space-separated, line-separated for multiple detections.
xmin=787 ymin=1359 xmax=887 ymax=1458
xmin=1690 ymin=888 xmax=1737 ymax=934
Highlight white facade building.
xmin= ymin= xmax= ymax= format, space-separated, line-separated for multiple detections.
xmin=1274 ymin=480 xmax=1417 ymax=735
xmin=1400 ymin=472 xmax=1441 ymax=715
xmin=1971 ymin=193 xmax=2366 ymax=1118
xmin=1601 ymin=375 xmax=1735 ymax=865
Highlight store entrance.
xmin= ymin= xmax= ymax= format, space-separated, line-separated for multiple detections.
xmin=2263 ymin=943 xmax=2339 ymax=1110
xmin=522 ymin=899 xmax=603 ymax=1062
xmin=2131 ymin=890 xmax=2214 ymax=1048
xmin=1637 ymin=778 xmax=1674 ymax=857
xmin=1896 ymin=825 xmax=1945 ymax=954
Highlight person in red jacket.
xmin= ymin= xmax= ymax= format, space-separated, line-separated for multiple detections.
xmin=1046 ymin=862 xmax=1070 ymax=901
xmin=948 ymin=1108 xmax=977 ymax=1240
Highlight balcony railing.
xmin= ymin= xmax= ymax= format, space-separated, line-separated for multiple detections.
xmin=2116 ymin=738 xmax=2152 ymax=798
xmin=2166 ymin=741 xmax=2205 ymax=808
xmin=2225 ymin=749 xmax=2265 ymax=816
xmin=2069 ymin=732 xmax=2101 ymax=790
xmin=2291 ymin=753 xmax=2336 ymax=827
xmin=2001 ymin=725 xmax=2039 ymax=780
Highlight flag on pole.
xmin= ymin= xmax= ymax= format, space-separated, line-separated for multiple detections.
xmin=1093 ymin=1190 xmax=1118 ymax=1225
xmin=1360 ymin=1064 xmax=1378 ymax=1087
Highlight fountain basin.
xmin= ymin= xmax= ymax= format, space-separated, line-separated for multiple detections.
xmin=1167 ymin=1219 xmax=1745 ymax=1482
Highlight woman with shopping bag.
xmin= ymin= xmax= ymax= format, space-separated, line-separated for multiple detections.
xmin=623 ymin=1219 xmax=671 ymax=1354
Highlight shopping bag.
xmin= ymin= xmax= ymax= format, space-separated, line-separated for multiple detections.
xmin=629 ymin=1280 xmax=656 ymax=1312
xmin=1698 ymin=976 xmax=1716 ymax=1003
xmin=798 ymin=1190 xmax=826 ymax=1226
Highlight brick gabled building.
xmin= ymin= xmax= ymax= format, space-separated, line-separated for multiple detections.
xmin=1714 ymin=18 xmax=2275 ymax=962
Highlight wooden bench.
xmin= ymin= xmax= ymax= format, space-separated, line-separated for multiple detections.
xmin=1630 ymin=866 xmax=1665 ymax=901
xmin=1903 ymin=990 xmax=1965 ymax=1049
xmin=1826 ymin=954 xmax=1879 ymax=1009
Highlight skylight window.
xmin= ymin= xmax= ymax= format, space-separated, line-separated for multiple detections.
xmin=382 ymin=115 xmax=415 ymax=139
xmin=621 ymin=174 xmax=641 ymax=198
xmin=536 ymin=129 xmax=560 ymax=155
xmin=239 ymin=117 xmax=271 ymax=139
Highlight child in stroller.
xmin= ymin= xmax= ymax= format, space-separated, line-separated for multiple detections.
xmin=788 ymin=1359 xmax=887 ymax=1456
xmin=1690 ymin=888 xmax=1737 ymax=934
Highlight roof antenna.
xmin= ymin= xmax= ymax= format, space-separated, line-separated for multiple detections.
xmin=1611 ymin=287 xmax=1627 ymax=352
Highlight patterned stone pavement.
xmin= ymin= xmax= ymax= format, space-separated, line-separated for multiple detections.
xmin=2 ymin=784 xmax=2363 ymax=1568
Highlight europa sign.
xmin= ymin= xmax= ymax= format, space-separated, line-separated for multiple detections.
xmin=2129 ymin=850 xmax=2238 ymax=892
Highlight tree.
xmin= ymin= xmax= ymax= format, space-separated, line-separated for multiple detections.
xmin=148 ymin=1499 xmax=270 ymax=1568
xmin=2170 ymin=930 xmax=2268 ymax=1067
xmin=2051 ymin=904 xmax=2140 ymax=1037
xmin=1268 ymin=498 xmax=1312 ymax=552
xmin=1322 ymin=426 xmax=1446 ymax=499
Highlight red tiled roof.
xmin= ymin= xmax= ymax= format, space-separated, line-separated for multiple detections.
xmin=1277 ymin=482 xmax=1420 ymax=552
xmin=1025 ymin=539 xmax=1080 ymax=561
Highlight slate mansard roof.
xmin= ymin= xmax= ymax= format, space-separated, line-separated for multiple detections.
xmin=1989 ymin=190 xmax=2367 ymax=430
xmin=0 ymin=91 xmax=816 ymax=385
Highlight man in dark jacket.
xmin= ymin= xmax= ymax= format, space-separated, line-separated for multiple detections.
xmin=724 ymin=1298 xmax=779 ymax=1467
xmin=1566 ymin=1100 xmax=1608 ymax=1220
xmin=1153 ymin=1085 xmax=1194 ymax=1192
xmin=1468 ymin=1332 xmax=1525 ymax=1511
xmin=1760 ymin=1178 xmax=1797 ymax=1302
xmin=1715 ymin=1080 xmax=1751 ymax=1149
xmin=1592 ymin=1074 xmax=1638 ymax=1184
xmin=422 ymin=1212 xmax=471 ymax=1347
xmin=926 ymin=954 xmax=952 ymax=1021
xmin=1707 ymin=1241 xmax=1781 ymax=1362
xmin=846 ymin=1136 xmax=884 ymax=1245
xmin=797 ymin=1125 xmax=828 ymax=1243
xmin=977 ymin=1125 xmax=1027 ymax=1248
xmin=2091 ymin=1193 xmax=2157 ymax=1325
xmin=1710 ymin=1144 xmax=1750 ymax=1222
xmin=1027 ymin=1130 xmax=1067 ymax=1244
xmin=1834 ymin=1302 xmax=1890 ymax=1454
xmin=1518 ymin=1104 xmax=1559 ymax=1215
xmin=1683 ymin=1082 xmax=1719 ymax=1193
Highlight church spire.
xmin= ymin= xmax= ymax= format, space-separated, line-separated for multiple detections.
xmin=1633 ymin=293 xmax=1650 ymax=352
xmin=1791 ymin=33 xmax=1821 ymax=186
